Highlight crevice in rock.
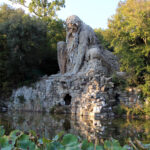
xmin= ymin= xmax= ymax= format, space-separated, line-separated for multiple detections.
xmin=64 ymin=94 xmax=71 ymax=105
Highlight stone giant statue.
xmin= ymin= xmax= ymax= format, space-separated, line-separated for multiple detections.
xmin=8 ymin=15 xmax=129 ymax=116
xmin=57 ymin=15 xmax=119 ymax=75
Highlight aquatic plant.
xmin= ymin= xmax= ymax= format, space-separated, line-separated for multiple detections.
xmin=0 ymin=125 xmax=150 ymax=150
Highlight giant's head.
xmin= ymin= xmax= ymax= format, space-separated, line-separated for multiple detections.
xmin=66 ymin=15 xmax=82 ymax=34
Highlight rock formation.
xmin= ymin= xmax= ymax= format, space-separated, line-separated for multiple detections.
xmin=8 ymin=15 xmax=127 ymax=118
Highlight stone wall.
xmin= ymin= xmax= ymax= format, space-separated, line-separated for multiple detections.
xmin=8 ymin=71 xmax=142 ymax=118
xmin=9 ymin=76 xmax=143 ymax=119
xmin=8 ymin=71 xmax=117 ymax=117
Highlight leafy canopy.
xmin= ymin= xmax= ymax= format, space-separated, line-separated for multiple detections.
xmin=107 ymin=0 xmax=150 ymax=100
xmin=8 ymin=0 xmax=65 ymax=19
xmin=0 ymin=4 xmax=65 ymax=98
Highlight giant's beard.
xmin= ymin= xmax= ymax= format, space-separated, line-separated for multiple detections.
xmin=66 ymin=31 xmax=79 ymax=52
xmin=65 ymin=29 xmax=80 ymax=71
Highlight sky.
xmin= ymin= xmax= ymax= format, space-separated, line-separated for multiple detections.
xmin=0 ymin=0 xmax=121 ymax=29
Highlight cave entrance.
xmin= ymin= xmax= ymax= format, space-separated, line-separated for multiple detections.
xmin=64 ymin=94 xmax=71 ymax=105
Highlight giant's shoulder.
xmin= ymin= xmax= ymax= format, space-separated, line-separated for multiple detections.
xmin=79 ymin=24 xmax=94 ymax=37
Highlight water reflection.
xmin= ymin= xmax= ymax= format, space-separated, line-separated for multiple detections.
xmin=0 ymin=112 xmax=150 ymax=145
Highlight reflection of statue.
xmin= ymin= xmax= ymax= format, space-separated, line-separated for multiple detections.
xmin=57 ymin=15 xmax=119 ymax=74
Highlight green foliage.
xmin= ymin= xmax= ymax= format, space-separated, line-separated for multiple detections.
xmin=9 ymin=0 xmax=65 ymax=19
xmin=0 ymin=4 xmax=65 ymax=99
xmin=0 ymin=126 xmax=144 ymax=150
xmin=95 ymin=28 xmax=114 ymax=52
xmin=0 ymin=4 xmax=24 ymax=23
xmin=1 ymin=126 xmax=150 ymax=150
xmin=16 ymin=134 xmax=37 ymax=150
xmin=1 ymin=14 xmax=47 ymax=77
xmin=47 ymin=19 xmax=66 ymax=50
xmin=114 ymin=103 xmax=145 ymax=117
xmin=42 ymin=18 xmax=65 ymax=75
xmin=113 ymin=105 xmax=127 ymax=116
xmin=112 ymin=73 xmax=127 ymax=90
xmin=144 ymin=97 xmax=150 ymax=116
xmin=0 ymin=5 xmax=46 ymax=97
xmin=104 ymin=139 xmax=127 ymax=150
xmin=107 ymin=0 xmax=150 ymax=100
xmin=61 ymin=134 xmax=80 ymax=150
xmin=81 ymin=140 xmax=94 ymax=150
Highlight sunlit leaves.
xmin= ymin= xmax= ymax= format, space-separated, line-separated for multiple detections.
xmin=107 ymin=0 xmax=150 ymax=99
xmin=8 ymin=0 xmax=65 ymax=19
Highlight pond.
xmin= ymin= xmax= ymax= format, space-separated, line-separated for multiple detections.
xmin=0 ymin=112 xmax=150 ymax=145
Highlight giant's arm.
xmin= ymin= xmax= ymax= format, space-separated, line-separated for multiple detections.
xmin=57 ymin=41 xmax=67 ymax=74
xmin=72 ymin=31 xmax=88 ymax=74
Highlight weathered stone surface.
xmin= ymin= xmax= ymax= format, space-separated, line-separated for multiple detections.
xmin=9 ymin=73 xmax=118 ymax=117
xmin=57 ymin=15 xmax=119 ymax=75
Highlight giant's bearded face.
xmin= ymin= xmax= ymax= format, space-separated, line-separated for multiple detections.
xmin=66 ymin=15 xmax=82 ymax=34
xmin=67 ymin=23 xmax=78 ymax=34
xmin=66 ymin=15 xmax=82 ymax=51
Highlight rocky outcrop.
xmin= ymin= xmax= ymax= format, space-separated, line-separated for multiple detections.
xmin=9 ymin=69 xmax=118 ymax=118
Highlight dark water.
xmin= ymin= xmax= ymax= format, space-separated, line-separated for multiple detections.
xmin=0 ymin=112 xmax=150 ymax=145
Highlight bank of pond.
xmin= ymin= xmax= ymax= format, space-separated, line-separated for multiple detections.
xmin=1 ymin=112 xmax=150 ymax=149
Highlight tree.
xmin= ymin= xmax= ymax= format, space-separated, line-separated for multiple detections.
xmin=108 ymin=0 xmax=150 ymax=100
xmin=95 ymin=28 xmax=114 ymax=52
xmin=0 ymin=5 xmax=48 ymax=98
xmin=40 ymin=18 xmax=65 ymax=74
xmin=0 ymin=4 xmax=24 ymax=23
xmin=8 ymin=0 xmax=65 ymax=19
xmin=8 ymin=0 xmax=66 ymax=73
xmin=0 ymin=4 xmax=65 ymax=99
